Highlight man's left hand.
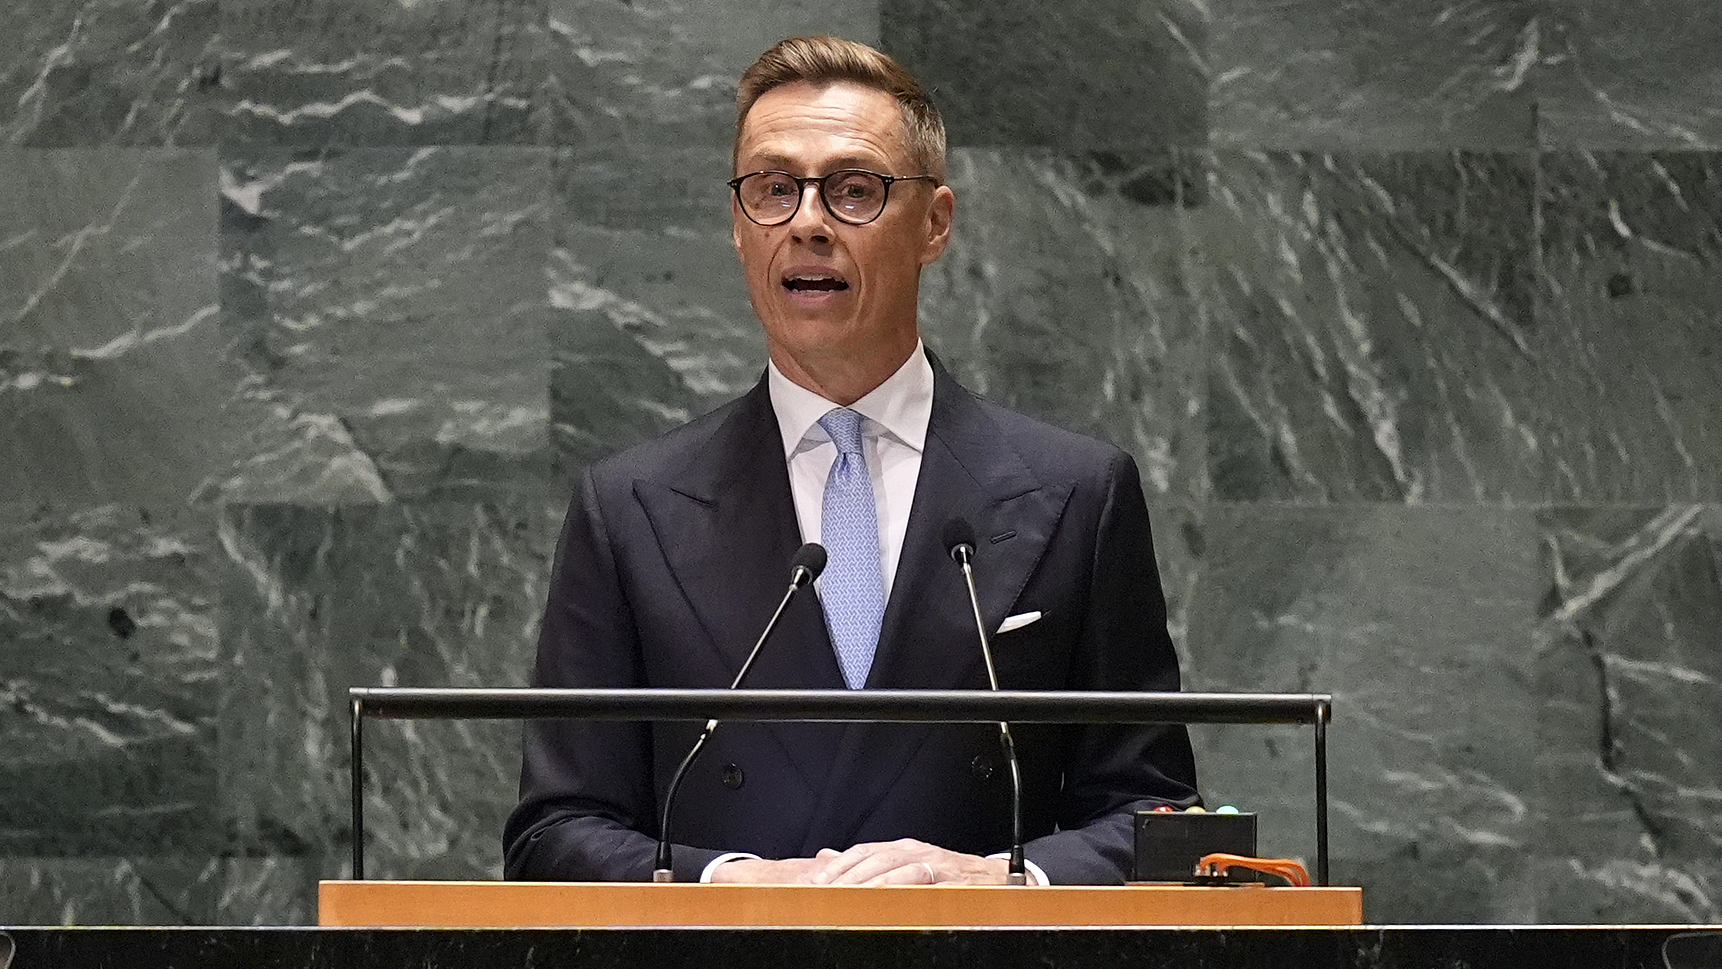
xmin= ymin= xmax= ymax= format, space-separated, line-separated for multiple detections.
xmin=809 ymin=839 xmax=1012 ymax=885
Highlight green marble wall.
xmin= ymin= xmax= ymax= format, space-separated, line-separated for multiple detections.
xmin=1 ymin=0 xmax=1718 ymax=925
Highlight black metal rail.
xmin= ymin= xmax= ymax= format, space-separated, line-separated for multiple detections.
xmin=348 ymin=688 xmax=1332 ymax=884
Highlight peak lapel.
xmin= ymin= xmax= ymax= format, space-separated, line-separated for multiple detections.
xmin=632 ymin=379 xmax=846 ymax=797
xmin=800 ymin=367 xmax=1075 ymax=853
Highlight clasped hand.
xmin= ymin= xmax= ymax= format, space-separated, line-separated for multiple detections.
xmin=708 ymin=838 xmax=1011 ymax=885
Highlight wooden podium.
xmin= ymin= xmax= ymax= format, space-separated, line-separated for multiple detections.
xmin=318 ymin=881 xmax=1363 ymax=928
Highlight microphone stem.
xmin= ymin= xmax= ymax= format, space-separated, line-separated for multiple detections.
xmin=959 ymin=558 xmax=1001 ymax=691
xmin=731 ymin=569 xmax=811 ymax=690
xmin=654 ymin=720 xmax=715 ymax=881
xmin=655 ymin=568 xmax=812 ymax=881
xmin=1000 ymin=724 xmax=1027 ymax=886
xmin=958 ymin=552 xmax=1027 ymax=885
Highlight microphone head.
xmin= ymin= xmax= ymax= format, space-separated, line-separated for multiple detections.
xmin=942 ymin=517 xmax=977 ymax=562
xmin=791 ymin=542 xmax=827 ymax=582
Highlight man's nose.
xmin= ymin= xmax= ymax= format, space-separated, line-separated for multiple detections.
xmin=787 ymin=181 xmax=833 ymax=241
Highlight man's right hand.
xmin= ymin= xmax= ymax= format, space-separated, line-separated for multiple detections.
xmin=707 ymin=850 xmax=842 ymax=884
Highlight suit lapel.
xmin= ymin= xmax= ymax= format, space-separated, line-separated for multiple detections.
xmin=799 ymin=362 xmax=1075 ymax=853
xmin=633 ymin=378 xmax=846 ymax=796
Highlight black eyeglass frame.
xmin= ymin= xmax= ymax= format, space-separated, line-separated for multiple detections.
xmin=728 ymin=169 xmax=940 ymax=226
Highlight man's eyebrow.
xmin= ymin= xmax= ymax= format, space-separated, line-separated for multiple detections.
xmin=741 ymin=151 xmax=890 ymax=172
xmin=742 ymin=152 xmax=794 ymax=170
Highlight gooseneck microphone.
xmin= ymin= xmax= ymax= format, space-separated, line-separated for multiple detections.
xmin=653 ymin=543 xmax=827 ymax=882
xmin=942 ymin=518 xmax=1028 ymax=886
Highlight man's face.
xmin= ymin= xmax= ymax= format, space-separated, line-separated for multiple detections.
xmin=732 ymin=81 xmax=954 ymax=375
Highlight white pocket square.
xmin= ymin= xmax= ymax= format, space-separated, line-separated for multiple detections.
xmin=996 ymin=611 xmax=1043 ymax=634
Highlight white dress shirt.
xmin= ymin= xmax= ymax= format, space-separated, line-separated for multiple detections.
xmin=767 ymin=342 xmax=933 ymax=600
xmin=702 ymin=345 xmax=1047 ymax=885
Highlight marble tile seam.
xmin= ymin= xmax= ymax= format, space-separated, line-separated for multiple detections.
xmin=12 ymin=131 xmax=1715 ymax=155
xmin=34 ymin=138 xmax=1708 ymax=154
xmin=4 ymin=142 xmax=1708 ymax=161
xmin=1149 ymin=146 xmax=1720 ymax=161
xmin=1157 ymin=500 xmax=1722 ymax=511
xmin=50 ymin=474 xmax=1709 ymax=511
xmin=1200 ymin=138 xmax=1722 ymax=155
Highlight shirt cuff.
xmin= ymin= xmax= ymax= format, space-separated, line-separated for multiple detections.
xmin=985 ymin=853 xmax=1050 ymax=886
xmin=699 ymin=852 xmax=762 ymax=883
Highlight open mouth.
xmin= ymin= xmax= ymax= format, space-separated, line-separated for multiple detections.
xmin=782 ymin=272 xmax=850 ymax=293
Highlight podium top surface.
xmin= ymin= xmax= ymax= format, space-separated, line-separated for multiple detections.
xmin=318 ymin=880 xmax=1364 ymax=928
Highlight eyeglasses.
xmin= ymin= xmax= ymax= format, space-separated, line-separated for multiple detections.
xmin=729 ymin=169 xmax=939 ymax=226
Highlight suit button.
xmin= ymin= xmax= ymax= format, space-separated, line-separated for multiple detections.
xmin=969 ymin=755 xmax=995 ymax=781
xmin=721 ymin=764 xmax=745 ymax=789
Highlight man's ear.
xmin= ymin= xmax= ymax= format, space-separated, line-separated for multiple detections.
xmin=920 ymin=184 xmax=955 ymax=266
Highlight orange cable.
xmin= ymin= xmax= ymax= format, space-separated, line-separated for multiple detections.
xmin=1194 ymin=852 xmax=1312 ymax=887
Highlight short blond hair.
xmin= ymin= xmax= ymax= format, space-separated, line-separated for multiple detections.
xmin=735 ymin=36 xmax=947 ymax=183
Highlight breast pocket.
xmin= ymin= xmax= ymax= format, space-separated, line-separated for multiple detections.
xmin=989 ymin=610 xmax=1066 ymax=688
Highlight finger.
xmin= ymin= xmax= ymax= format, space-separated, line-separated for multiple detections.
xmin=810 ymin=844 xmax=876 ymax=884
xmin=813 ymin=840 xmax=934 ymax=884
xmin=815 ymin=848 xmax=841 ymax=859
xmin=826 ymin=850 xmax=915 ymax=885
xmin=785 ymin=859 xmax=826 ymax=884
xmin=862 ymin=861 xmax=938 ymax=887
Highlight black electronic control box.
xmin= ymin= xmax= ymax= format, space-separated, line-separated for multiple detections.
xmin=1132 ymin=810 xmax=1259 ymax=882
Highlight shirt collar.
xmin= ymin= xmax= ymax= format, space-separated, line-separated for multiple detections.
xmin=767 ymin=341 xmax=934 ymax=457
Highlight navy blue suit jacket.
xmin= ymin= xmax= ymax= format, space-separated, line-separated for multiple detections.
xmin=504 ymin=356 xmax=1199 ymax=883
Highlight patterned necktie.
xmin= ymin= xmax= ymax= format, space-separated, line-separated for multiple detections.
xmin=817 ymin=407 xmax=886 ymax=690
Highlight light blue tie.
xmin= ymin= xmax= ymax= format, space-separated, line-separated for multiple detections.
xmin=817 ymin=408 xmax=885 ymax=690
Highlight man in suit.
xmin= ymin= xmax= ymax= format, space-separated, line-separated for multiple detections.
xmin=504 ymin=35 xmax=1198 ymax=886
